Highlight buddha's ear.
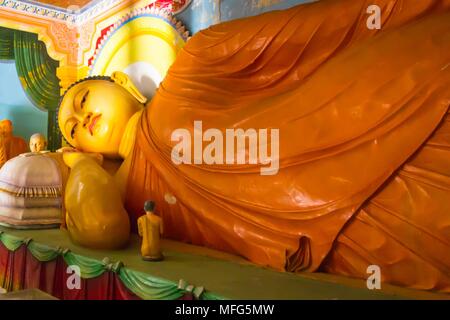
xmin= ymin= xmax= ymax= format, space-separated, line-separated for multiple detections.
xmin=111 ymin=71 xmax=147 ymax=104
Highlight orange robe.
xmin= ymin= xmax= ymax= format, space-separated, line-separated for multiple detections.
xmin=322 ymin=109 xmax=450 ymax=291
xmin=0 ymin=120 xmax=27 ymax=164
xmin=126 ymin=0 xmax=450 ymax=291
xmin=5 ymin=136 xmax=27 ymax=159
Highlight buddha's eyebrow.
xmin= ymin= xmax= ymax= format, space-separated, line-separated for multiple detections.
xmin=74 ymin=89 xmax=88 ymax=110
xmin=73 ymin=90 xmax=81 ymax=110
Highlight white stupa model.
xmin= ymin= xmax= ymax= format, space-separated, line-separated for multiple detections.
xmin=0 ymin=152 xmax=62 ymax=229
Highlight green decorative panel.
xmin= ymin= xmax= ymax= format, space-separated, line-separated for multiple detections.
xmin=0 ymin=26 xmax=61 ymax=150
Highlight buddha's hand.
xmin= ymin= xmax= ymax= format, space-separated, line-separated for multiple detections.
xmin=61 ymin=149 xmax=103 ymax=169
xmin=64 ymin=153 xmax=130 ymax=249
xmin=57 ymin=146 xmax=78 ymax=153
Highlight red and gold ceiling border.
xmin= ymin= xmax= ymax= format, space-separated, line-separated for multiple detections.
xmin=0 ymin=0 xmax=125 ymax=25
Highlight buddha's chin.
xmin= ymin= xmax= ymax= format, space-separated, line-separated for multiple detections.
xmin=104 ymin=124 xmax=126 ymax=150
xmin=82 ymin=140 xmax=121 ymax=159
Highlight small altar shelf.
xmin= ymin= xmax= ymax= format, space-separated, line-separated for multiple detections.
xmin=0 ymin=226 xmax=448 ymax=300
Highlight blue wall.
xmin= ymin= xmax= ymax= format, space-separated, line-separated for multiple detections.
xmin=0 ymin=61 xmax=47 ymax=141
xmin=177 ymin=0 xmax=315 ymax=34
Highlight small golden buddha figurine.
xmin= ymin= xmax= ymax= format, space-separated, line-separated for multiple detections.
xmin=29 ymin=133 xmax=48 ymax=153
xmin=138 ymin=200 xmax=164 ymax=261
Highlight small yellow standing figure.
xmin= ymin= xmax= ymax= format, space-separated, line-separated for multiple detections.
xmin=138 ymin=201 xmax=164 ymax=261
xmin=29 ymin=133 xmax=48 ymax=153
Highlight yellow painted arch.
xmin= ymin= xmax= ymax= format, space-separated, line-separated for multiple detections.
xmin=90 ymin=15 xmax=186 ymax=85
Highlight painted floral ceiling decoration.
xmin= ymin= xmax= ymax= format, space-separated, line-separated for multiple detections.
xmin=23 ymin=0 xmax=191 ymax=12
xmin=24 ymin=0 xmax=97 ymax=9
xmin=0 ymin=0 xmax=191 ymax=25
xmin=172 ymin=0 xmax=191 ymax=14
xmin=1 ymin=0 xmax=192 ymax=20
xmin=0 ymin=0 xmax=123 ymax=24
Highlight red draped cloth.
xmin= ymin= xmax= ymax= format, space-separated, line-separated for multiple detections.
xmin=0 ymin=242 xmax=140 ymax=300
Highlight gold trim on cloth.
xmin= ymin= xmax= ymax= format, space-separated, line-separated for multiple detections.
xmin=0 ymin=184 xmax=62 ymax=198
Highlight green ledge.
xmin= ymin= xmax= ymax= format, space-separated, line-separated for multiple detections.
xmin=0 ymin=229 xmax=222 ymax=300
xmin=0 ymin=226 xmax=449 ymax=300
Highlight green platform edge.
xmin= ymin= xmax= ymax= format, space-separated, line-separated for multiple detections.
xmin=0 ymin=230 xmax=223 ymax=300
xmin=1 ymin=227 xmax=449 ymax=300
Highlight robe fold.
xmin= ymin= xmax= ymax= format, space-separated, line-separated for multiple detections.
xmin=125 ymin=0 xmax=450 ymax=291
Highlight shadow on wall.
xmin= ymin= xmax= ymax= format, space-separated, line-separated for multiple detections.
xmin=0 ymin=61 xmax=47 ymax=141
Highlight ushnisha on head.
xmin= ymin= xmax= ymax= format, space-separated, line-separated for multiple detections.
xmin=29 ymin=133 xmax=48 ymax=153
xmin=57 ymin=71 xmax=147 ymax=159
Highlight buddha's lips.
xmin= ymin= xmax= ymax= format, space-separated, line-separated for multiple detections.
xmin=88 ymin=114 xmax=101 ymax=136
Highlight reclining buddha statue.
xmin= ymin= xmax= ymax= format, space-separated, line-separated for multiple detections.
xmin=57 ymin=0 xmax=450 ymax=292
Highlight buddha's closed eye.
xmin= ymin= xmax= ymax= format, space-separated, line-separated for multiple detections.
xmin=70 ymin=123 xmax=78 ymax=139
xmin=80 ymin=90 xmax=89 ymax=109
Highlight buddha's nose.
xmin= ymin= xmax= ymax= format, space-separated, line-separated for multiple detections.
xmin=82 ymin=113 xmax=93 ymax=127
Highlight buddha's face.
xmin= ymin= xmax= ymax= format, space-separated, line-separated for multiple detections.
xmin=58 ymin=80 xmax=143 ymax=158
